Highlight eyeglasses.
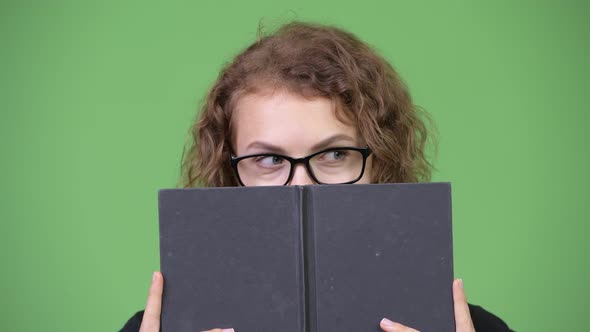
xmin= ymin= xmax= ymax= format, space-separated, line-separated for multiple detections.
xmin=230 ymin=146 xmax=372 ymax=186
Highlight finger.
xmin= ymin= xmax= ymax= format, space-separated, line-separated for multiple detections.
xmin=453 ymin=278 xmax=475 ymax=332
xmin=380 ymin=318 xmax=420 ymax=332
xmin=139 ymin=271 xmax=164 ymax=332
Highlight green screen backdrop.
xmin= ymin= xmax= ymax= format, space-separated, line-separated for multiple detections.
xmin=1 ymin=1 xmax=588 ymax=331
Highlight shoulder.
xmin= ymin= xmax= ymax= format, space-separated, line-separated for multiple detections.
xmin=469 ymin=304 xmax=514 ymax=332
xmin=119 ymin=310 xmax=144 ymax=332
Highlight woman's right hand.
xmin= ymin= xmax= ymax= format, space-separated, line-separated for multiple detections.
xmin=138 ymin=272 xmax=164 ymax=332
xmin=138 ymin=271 xmax=234 ymax=332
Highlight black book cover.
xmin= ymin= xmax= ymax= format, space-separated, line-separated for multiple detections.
xmin=158 ymin=183 xmax=454 ymax=332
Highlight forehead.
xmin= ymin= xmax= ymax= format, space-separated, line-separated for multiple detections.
xmin=231 ymin=90 xmax=357 ymax=155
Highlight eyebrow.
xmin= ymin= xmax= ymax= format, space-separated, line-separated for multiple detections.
xmin=310 ymin=134 xmax=357 ymax=151
xmin=245 ymin=134 xmax=357 ymax=155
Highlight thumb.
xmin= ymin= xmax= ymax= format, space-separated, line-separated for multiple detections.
xmin=453 ymin=278 xmax=475 ymax=332
xmin=139 ymin=271 xmax=164 ymax=332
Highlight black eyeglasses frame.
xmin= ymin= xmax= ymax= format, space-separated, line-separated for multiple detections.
xmin=230 ymin=146 xmax=372 ymax=186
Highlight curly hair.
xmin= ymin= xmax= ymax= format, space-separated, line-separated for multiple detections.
xmin=180 ymin=21 xmax=435 ymax=187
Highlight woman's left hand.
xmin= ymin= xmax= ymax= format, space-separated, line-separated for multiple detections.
xmin=379 ymin=279 xmax=476 ymax=332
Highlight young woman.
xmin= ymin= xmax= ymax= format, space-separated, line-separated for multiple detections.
xmin=121 ymin=21 xmax=512 ymax=332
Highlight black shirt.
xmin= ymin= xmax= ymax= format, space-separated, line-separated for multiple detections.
xmin=119 ymin=304 xmax=513 ymax=331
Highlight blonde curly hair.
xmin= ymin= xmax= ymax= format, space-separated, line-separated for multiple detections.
xmin=181 ymin=21 xmax=435 ymax=187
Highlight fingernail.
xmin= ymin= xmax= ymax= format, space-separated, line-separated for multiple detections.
xmin=457 ymin=278 xmax=464 ymax=289
xmin=381 ymin=318 xmax=395 ymax=327
xmin=152 ymin=272 xmax=158 ymax=282
xmin=222 ymin=329 xmax=235 ymax=332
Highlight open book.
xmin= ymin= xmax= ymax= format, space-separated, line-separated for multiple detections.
xmin=158 ymin=183 xmax=454 ymax=332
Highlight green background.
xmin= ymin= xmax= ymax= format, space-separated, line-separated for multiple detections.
xmin=1 ymin=1 xmax=588 ymax=331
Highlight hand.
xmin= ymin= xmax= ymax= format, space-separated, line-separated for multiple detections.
xmin=138 ymin=272 xmax=164 ymax=332
xmin=138 ymin=271 xmax=234 ymax=332
xmin=379 ymin=279 xmax=476 ymax=332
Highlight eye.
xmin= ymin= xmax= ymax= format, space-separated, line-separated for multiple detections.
xmin=321 ymin=150 xmax=348 ymax=161
xmin=255 ymin=155 xmax=285 ymax=168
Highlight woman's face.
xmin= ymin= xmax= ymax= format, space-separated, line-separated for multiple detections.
xmin=232 ymin=89 xmax=373 ymax=186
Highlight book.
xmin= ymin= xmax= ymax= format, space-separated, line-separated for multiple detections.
xmin=158 ymin=182 xmax=454 ymax=332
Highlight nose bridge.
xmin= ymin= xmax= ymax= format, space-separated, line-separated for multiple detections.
xmin=288 ymin=161 xmax=315 ymax=186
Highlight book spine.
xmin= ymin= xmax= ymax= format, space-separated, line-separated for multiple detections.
xmin=296 ymin=187 xmax=307 ymax=332
xmin=301 ymin=187 xmax=317 ymax=332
